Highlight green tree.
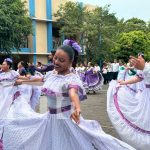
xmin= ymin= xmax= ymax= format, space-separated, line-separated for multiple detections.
xmin=54 ymin=2 xmax=149 ymax=63
xmin=147 ymin=21 xmax=150 ymax=32
xmin=55 ymin=3 xmax=119 ymax=63
xmin=83 ymin=6 xmax=118 ymax=63
xmin=123 ymin=18 xmax=148 ymax=32
xmin=54 ymin=1 xmax=86 ymax=41
xmin=114 ymin=31 xmax=149 ymax=62
xmin=0 ymin=0 xmax=32 ymax=54
xmin=145 ymin=32 xmax=150 ymax=60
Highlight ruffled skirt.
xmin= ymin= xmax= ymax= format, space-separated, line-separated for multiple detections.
xmin=107 ymin=80 xmax=150 ymax=150
xmin=2 ymin=96 xmax=134 ymax=150
xmin=84 ymin=72 xmax=104 ymax=92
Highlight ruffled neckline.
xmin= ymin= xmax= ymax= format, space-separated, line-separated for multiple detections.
xmin=51 ymin=70 xmax=75 ymax=77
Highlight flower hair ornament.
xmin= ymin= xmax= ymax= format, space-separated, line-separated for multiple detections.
xmin=4 ymin=58 xmax=13 ymax=64
xmin=63 ymin=39 xmax=82 ymax=54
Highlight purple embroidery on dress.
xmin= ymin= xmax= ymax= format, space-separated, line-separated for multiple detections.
xmin=126 ymin=85 xmax=137 ymax=93
xmin=136 ymin=73 xmax=144 ymax=80
xmin=0 ymin=76 xmax=18 ymax=82
xmin=68 ymin=84 xmax=79 ymax=90
xmin=41 ymin=88 xmax=68 ymax=97
xmin=48 ymin=105 xmax=71 ymax=114
xmin=13 ymin=91 xmax=21 ymax=101
xmin=42 ymin=87 xmax=87 ymax=101
xmin=114 ymin=87 xmax=150 ymax=134
xmin=0 ymin=139 xmax=3 ymax=150
xmin=146 ymin=84 xmax=150 ymax=88
xmin=0 ymin=126 xmax=4 ymax=150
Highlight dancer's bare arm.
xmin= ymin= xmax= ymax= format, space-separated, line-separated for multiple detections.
xmin=14 ymin=77 xmax=43 ymax=86
xmin=118 ymin=76 xmax=141 ymax=85
xmin=22 ymin=77 xmax=43 ymax=85
xmin=69 ymin=88 xmax=81 ymax=124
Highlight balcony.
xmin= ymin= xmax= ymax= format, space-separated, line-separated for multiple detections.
xmin=12 ymin=48 xmax=32 ymax=54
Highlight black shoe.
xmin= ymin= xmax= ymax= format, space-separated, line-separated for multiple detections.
xmin=93 ymin=91 xmax=96 ymax=94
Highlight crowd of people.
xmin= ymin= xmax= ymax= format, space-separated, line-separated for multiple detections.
xmin=0 ymin=39 xmax=150 ymax=150
xmin=102 ymin=58 xmax=150 ymax=85
xmin=0 ymin=57 xmax=103 ymax=95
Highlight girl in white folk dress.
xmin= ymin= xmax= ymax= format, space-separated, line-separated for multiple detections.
xmin=1 ymin=42 xmax=134 ymax=150
xmin=107 ymin=55 xmax=150 ymax=150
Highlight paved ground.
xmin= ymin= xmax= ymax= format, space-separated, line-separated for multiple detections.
xmin=39 ymin=84 xmax=119 ymax=138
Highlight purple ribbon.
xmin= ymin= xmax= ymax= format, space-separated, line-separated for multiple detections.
xmin=0 ymin=139 xmax=3 ymax=150
xmin=146 ymin=84 xmax=150 ymax=88
xmin=48 ymin=105 xmax=71 ymax=114
xmin=114 ymin=87 xmax=150 ymax=134
xmin=13 ymin=91 xmax=21 ymax=101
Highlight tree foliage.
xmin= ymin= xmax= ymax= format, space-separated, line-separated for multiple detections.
xmin=54 ymin=2 xmax=86 ymax=40
xmin=55 ymin=2 xmax=150 ymax=63
xmin=123 ymin=18 xmax=148 ymax=32
xmin=83 ymin=6 xmax=119 ymax=62
xmin=55 ymin=2 xmax=119 ymax=63
xmin=0 ymin=0 xmax=32 ymax=54
xmin=114 ymin=31 xmax=149 ymax=61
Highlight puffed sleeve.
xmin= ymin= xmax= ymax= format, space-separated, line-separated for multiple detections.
xmin=11 ymin=70 xmax=19 ymax=80
xmin=143 ymin=63 xmax=150 ymax=84
xmin=136 ymin=70 xmax=144 ymax=80
xmin=67 ymin=74 xmax=87 ymax=101
xmin=0 ymin=70 xmax=19 ymax=86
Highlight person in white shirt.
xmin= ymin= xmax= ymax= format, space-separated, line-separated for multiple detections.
xmin=94 ymin=64 xmax=100 ymax=72
xmin=112 ymin=59 xmax=119 ymax=80
xmin=105 ymin=62 xmax=113 ymax=82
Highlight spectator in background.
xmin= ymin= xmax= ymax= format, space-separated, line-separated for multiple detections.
xmin=28 ymin=62 xmax=35 ymax=76
xmin=35 ymin=51 xmax=55 ymax=73
xmin=79 ymin=63 xmax=86 ymax=71
xmin=17 ymin=61 xmax=27 ymax=76
xmin=94 ymin=63 xmax=100 ymax=72
xmin=106 ymin=62 xmax=113 ymax=82
xmin=112 ymin=59 xmax=119 ymax=80
xmin=119 ymin=61 xmax=125 ymax=71
xmin=36 ymin=62 xmax=42 ymax=69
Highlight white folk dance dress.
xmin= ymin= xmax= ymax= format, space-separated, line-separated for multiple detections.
xmin=2 ymin=71 xmax=134 ymax=150
xmin=0 ymin=71 xmax=41 ymax=142
xmin=0 ymin=70 xmax=19 ymax=139
xmin=117 ymin=69 xmax=145 ymax=96
xmin=0 ymin=70 xmax=19 ymax=118
xmin=107 ymin=63 xmax=150 ymax=150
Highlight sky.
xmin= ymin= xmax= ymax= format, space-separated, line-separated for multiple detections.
xmin=78 ymin=0 xmax=150 ymax=22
